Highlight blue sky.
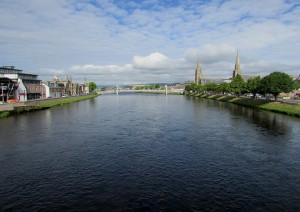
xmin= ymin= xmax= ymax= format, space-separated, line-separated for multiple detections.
xmin=1 ymin=0 xmax=300 ymax=85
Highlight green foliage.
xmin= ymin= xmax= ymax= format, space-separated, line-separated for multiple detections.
xmin=184 ymin=84 xmax=191 ymax=92
xmin=295 ymin=81 xmax=300 ymax=89
xmin=89 ymin=82 xmax=97 ymax=92
xmin=187 ymin=84 xmax=194 ymax=93
xmin=230 ymin=74 xmax=246 ymax=97
xmin=246 ymin=76 xmax=261 ymax=98
xmin=196 ymin=84 xmax=205 ymax=93
xmin=260 ymin=72 xmax=296 ymax=101
xmin=134 ymin=86 xmax=143 ymax=90
xmin=0 ymin=111 xmax=10 ymax=118
xmin=135 ymin=84 xmax=162 ymax=90
xmin=217 ymin=82 xmax=231 ymax=95
xmin=206 ymin=82 xmax=218 ymax=94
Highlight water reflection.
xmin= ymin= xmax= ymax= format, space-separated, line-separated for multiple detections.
xmin=0 ymin=94 xmax=299 ymax=211
xmin=195 ymin=97 xmax=291 ymax=137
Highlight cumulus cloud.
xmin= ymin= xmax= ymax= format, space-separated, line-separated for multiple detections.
xmin=1 ymin=0 xmax=300 ymax=84
xmin=133 ymin=52 xmax=169 ymax=69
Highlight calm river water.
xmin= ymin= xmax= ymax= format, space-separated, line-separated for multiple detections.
xmin=0 ymin=93 xmax=299 ymax=211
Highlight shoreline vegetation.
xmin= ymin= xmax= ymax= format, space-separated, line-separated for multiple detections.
xmin=136 ymin=90 xmax=183 ymax=95
xmin=186 ymin=93 xmax=300 ymax=117
xmin=0 ymin=94 xmax=100 ymax=118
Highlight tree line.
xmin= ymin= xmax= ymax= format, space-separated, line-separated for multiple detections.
xmin=185 ymin=71 xmax=298 ymax=101
xmin=134 ymin=84 xmax=162 ymax=90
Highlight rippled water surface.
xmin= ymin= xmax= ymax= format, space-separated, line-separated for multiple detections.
xmin=0 ymin=94 xmax=300 ymax=211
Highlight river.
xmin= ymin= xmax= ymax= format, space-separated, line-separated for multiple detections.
xmin=0 ymin=93 xmax=299 ymax=211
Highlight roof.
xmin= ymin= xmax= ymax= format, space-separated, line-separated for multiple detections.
xmin=0 ymin=77 xmax=17 ymax=84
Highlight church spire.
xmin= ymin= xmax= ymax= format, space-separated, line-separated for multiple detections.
xmin=233 ymin=50 xmax=241 ymax=78
xmin=195 ymin=57 xmax=202 ymax=85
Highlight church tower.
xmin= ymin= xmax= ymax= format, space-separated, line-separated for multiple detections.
xmin=195 ymin=57 xmax=202 ymax=84
xmin=232 ymin=51 xmax=241 ymax=78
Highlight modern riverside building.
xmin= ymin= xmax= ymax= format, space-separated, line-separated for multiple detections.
xmin=194 ymin=58 xmax=203 ymax=85
xmin=0 ymin=66 xmax=43 ymax=102
xmin=232 ymin=51 xmax=241 ymax=78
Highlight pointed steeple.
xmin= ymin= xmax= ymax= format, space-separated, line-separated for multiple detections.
xmin=233 ymin=50 xmax=241 ymax=78
xmin=195 ymin=57 xmax=202 ymax=85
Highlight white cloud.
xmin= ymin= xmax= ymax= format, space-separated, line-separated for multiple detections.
xmin=69 ymin=64 xmax=133 ymax=75
xmin=1 ymin=0 xmax=300 ymax=84
xmin=133 ymin=52 xmax=173 ymax=70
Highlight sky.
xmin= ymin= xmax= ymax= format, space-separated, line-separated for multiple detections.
xmin=1 ymin=0 xmax=300 ymax=85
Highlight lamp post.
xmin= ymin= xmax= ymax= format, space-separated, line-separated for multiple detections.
xmin=1 ymin=83 xmax=4 ymax=103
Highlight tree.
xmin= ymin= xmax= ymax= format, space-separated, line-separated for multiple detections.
xmin=190 ymin=83 xmax=198 ymax=93
xmin=206 ymin=82 xmax=218 ymax=94
xmin=230 ymin=74 xmax=246 ymax=97
xmin=185 ymin=84 xmax=192 ymax=93
xmin=259 ymin=72 xmax=296 ymax=101
xmin=195 ymin=84 xmax=204 ymax=93
xmin=89 ymin=82 xmax=97 ymax=92
xmin=246 ymin=76 xmax=261 ymax=98
xmin=296 ymin=80 xmax=300 ymax=90
xmin=185 ymin=84 xmax=197 ymax=93
xmin=154 ymin=84 xmax=160 ymax=89
xmin=217 ymin=82 xmax=231 ymax=95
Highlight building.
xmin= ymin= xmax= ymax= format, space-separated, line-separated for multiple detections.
xmin=232 ymin=51 xmax=241 ymax=78
xmin=78 ymin=77 xmax=89 ymax=95
xmin=0 ymin=66 xmax=43 ymax=102
xmin=42 ymin=78 xmax=65 ymax=98
xmin=194 ymin=58 xmax=203 ymax=85
xmin=42 ymin=76 xmax=88 ymax=98
xmin=0 ymin=77 xmax=18 ymax=103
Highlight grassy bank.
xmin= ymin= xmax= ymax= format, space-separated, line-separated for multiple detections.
xmin=187 ymin=93 xmax=300 ymax=117
xmin=0 ymin=111 xmax=11 ymax=118
xmin=36 ymin=94 xmax=99 ymax=108
xmin=0 ymin=94 xmax=100 ymax=118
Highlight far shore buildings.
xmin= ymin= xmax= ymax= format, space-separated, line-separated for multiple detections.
xmin=0 ymin=66 xmax=89 ymax=103
xmin=42 ymin=76 xmax=89 ymax=98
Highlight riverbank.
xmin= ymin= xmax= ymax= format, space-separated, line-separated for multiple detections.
xmin=0 ymin=94 xmax=100 ymax=118
xmin=187 ymin=93 xmax=300 ymax=117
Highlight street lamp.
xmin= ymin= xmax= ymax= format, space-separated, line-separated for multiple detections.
xmin=1 ymin=83 xmax=3 ymax=103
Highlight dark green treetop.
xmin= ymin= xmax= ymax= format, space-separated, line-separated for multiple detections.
xmin=246 ymin=76 xmax=261 ymax=98
xmin=217 ymin=82 xmax=230 ymax=95
xmin=89 ymin=82 xmax=97 ymax=92
xmin=230 ymin=74 xmax=246 ymax=97
xmin=259 ymin=72 xmax=296 ymax=101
